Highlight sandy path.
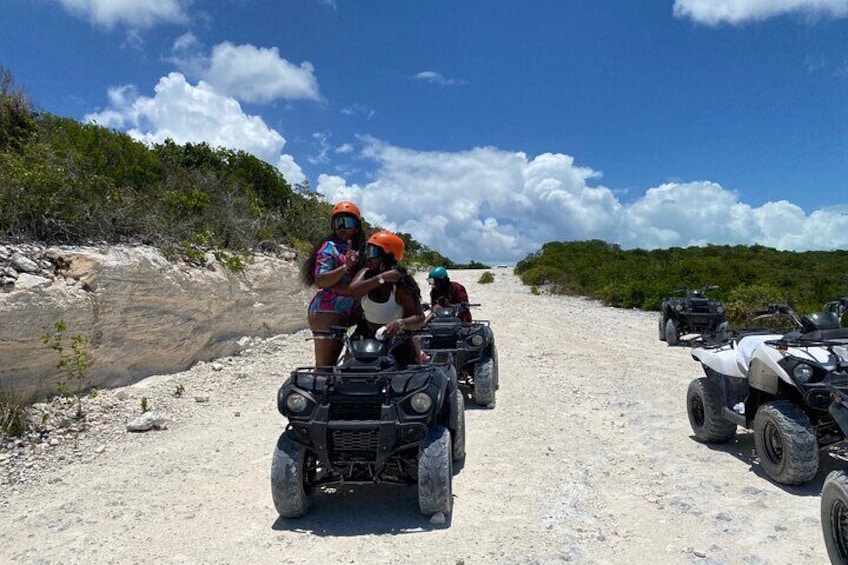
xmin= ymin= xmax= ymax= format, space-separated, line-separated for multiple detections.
xmin=0 ymin=270 xmax=835 ymax=564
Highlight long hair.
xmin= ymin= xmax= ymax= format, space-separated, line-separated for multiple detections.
xmin=366 ymin=254 xmax=421 ymax=304
xmin=300 ymin=227 xmax=366 ymax=287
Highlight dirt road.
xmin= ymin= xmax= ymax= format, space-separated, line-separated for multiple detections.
xmin=0 ymin=270 xmax=835 ymax=564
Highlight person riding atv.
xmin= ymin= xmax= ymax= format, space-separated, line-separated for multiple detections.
xmin=428 ymin=267 xmax=472 ymax=324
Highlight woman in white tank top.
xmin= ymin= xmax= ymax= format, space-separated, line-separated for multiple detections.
xmin=349 ymin=231 xmax=425 ymax=366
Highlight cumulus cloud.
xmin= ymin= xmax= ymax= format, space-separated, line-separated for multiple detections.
xmin=316 ymin=139 xmax=848 ymax=263
xmin=201 ymin=43 xmax=320 ymax=103
xmin=673 ymin=0 xmax=848 ymax=25
xmin=84 ymin=72 xmax=305 ymax=184
xmin=318 ymin=139 xmax=623 ymax=263
xmin=57 ymin=0 xmax=190 ymax=29
xmin=169 ymin=39 xmax=320 ymax=103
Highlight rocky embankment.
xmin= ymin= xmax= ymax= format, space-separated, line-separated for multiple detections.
xmin=0 ymin=243 xmax=311 ymax=400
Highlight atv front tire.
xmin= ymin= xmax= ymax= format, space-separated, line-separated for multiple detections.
xmin=418 ymin=425 xmax=453 ymax=516
xmin=450 ymin=388 xmax=466 ymax=462
xmin=821 ymin=470 xmax=848 ymax=565
xmin=658 ymin=314 xmax=667 ymax=341
xmin=270 ymin=430 xmax=311 ymax=518
xmin=753 ymin=401 xmax=818 ymax=485
xmin=473 ymin=356 xmax=496 ymax=407
xmin=687 ymin=378 xmax=736 ymax=443
xmin=665 ymin=319 xmax=679 ymax=346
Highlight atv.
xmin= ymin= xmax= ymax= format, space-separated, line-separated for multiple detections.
xmin=821 ymin=386 xmax=848 ymax=565
xmin=270 ymin=327 xmax=465 ymax=519
xmin=686 ymin=303 xmax=848 ymax=485
xmin=660 ymin=285 xmax=729 ymax=346
xmin=420 ymin=302 xmax=498 ymax=408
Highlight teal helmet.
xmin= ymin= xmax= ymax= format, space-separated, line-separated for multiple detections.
xmin=428 ymin=266 xmax=448 ymax=280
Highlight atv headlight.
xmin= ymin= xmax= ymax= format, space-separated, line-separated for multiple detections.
xmin=470 ymin=334 xmax=484 ymax=347
xmin=675 ymin=304 xmax=683 ymax=312
xmin=410 ymin=392 xmax=433 ymax=414
xmin=716 ymin=305 xmax=725 ymax=314
xmin=285 ymin=392 xmax=309 ymax=414
xmin=793 ymin=363 xmax=814 ymax=384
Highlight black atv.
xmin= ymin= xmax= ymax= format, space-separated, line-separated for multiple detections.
xmin=270 ymin=327 xmax=465 ymax=519
xmin=420 ymin=302 xmax=498 ymax=408
xmin=659 ymin=285 xmax=729 ymax=346
xmin=820 ymin=385 xmax=848 ymax=564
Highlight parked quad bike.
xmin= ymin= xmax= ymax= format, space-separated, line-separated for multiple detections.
xmin=660 ymin=285 xmax=729 ymax=346
xmin=815 ymin=297 xmax=848 ymax=565
xmin=270 ymin=326 xmax=465 ymax=519
xmin=686 ymin=303 xmax=848 ymax=485
xmin=420 ymin=302 xmax=499 ymax=408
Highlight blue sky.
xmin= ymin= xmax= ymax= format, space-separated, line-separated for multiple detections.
xmin=2 ymin=0 xmax=848 ymax=264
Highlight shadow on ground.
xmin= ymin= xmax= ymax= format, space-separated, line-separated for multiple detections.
xmin=690 ymin=431 xmax=848 ymax=497
xmin=271 ymin=483 xmax=454 ymax=535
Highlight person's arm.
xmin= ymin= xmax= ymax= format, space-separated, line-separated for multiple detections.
xmin=385 ymin=288 xmax=425 ymax=337
xmin=452 ymin=282 xmax=469 ymax=305
xmin=315 ymin=241 xmax=360 ymax=294
xmin=349 ymin=268 xmax=402 ymax=300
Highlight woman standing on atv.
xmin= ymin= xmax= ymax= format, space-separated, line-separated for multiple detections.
xmin=348 ymin=231 xmax=425 ymax=367
xmin=301 ymin=200 xmax=365 ymax=367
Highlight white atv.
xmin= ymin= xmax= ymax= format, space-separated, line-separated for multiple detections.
xmin=686 ymin=303 xmax=848 ymax=485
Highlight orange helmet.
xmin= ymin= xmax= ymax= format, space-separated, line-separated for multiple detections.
xmin=331 ymin=200 xmax=361 ymax=220
xmin=366 ymin=231 xmax=405 ymax=262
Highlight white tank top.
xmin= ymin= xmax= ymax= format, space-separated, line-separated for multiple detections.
xmin=361 ymin=285 xmax=403 ymax=324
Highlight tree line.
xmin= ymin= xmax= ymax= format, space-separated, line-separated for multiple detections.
xmin=514 ymin=239 xmax=848 ymax=325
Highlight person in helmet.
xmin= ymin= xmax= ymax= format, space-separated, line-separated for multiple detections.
xmin=348 ymin=231 xmax=425 ymax=367
xmin=300 ymin=200 xmax=366 ymax=367
xmin=428 ymin=266 xmax=472 ymax=323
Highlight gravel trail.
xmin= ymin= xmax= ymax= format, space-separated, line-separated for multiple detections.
xmin=0 ymin=270 xmax=835 ymax=564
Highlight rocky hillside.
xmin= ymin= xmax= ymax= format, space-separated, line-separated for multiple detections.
xmin=0 ymin=244 xmax=311 ymax=401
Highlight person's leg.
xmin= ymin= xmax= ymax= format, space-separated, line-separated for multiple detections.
xmin=308 ymin=311 xmax=347 ymax=367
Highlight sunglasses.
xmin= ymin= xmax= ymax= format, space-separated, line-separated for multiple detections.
xmin=332 ymin=215 xmax=358 ymax=230
xmin=365 ymin=244 xmax=384 ymax=258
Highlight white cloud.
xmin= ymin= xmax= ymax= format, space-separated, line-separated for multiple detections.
xmin=674 ymin=0 xmax=848 ymax=25
xmin=57 ymin=0 xmax=190 ymax=29
xmin=200 ymin=43 xmax=320 ymax=103
xmin=410 ymin=71 xmax=467 ymax=87
xmin=168 ymin=39 xmax=320 ymax=104
xmin=84 ymin=72 xmax=305 ymax=185
xmin=316 ymin=139 xmax=848 ymax=263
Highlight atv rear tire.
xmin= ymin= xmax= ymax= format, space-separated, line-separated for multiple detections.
xmin=473 ymin=356 xmax=496 ymax=408
xmin=753 ymin=401 xmax=818 ymax=485
xmin=687 ymin=378 xmax=736 ymax=443
xmin=665 ymin=319 xmax=679 ymax=346
xmin=418 ymin=425 xmax=453 ymax=516
xmin=821 ymin=470 xmax=848 ymax=565
xmin=270 ymin=430 xmax=311 ymax=518
xmin=450 ymin=389 xmax=466 ymax=462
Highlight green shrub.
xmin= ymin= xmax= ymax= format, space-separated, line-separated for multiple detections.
xmin=0 ymin=380 xmax=30 ymax=437
xmin=478 ymin=271 xmax=495 ymax=284
xmin=42 ymin=320 xmax=91 ymax=417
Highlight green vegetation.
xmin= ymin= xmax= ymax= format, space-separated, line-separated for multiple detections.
xmin=0 ymin=66 xmax=447 ymax=266
xmin=515 ymin=240 xmax=848 ymax=325
xmin=42 ymin=320 xmax=92 ymax=417
xmin=478 ymin=271 xmax=495 ymax=284
xmin=0 ymin=380 xmax=30 ymax=437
